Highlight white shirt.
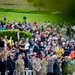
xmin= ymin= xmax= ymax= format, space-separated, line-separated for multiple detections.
xmin=24 ymin=42 xmax=30 ymax=50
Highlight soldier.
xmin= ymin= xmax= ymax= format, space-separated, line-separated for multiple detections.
xmin=32 ymin=55 xmax=41 ymax=75
xmin=41 ymin=57 xmax=48 ymax=75
xmin=15 ymin=55 xmax=25 ymax=75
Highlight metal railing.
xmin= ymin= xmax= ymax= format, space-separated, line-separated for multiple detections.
xmin=0 ymin=69 xmax=33 ymax=75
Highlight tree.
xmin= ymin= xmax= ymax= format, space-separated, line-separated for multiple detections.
xmin=33 ymin=0 xmax=45 ymax=11
xmin=27 ymin=0 xmax=45 ymax=11
xmin=27 ymin=0 xmax=75 ymax=22
xmin=27 ymin=0 xmax=34 ymax=3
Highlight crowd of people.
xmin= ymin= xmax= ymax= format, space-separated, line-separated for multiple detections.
xmin=0 ymin=20 xmax=75 ymax=75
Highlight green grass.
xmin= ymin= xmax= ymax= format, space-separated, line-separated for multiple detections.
xmin=0 ymin=11 xmax=63 ymax=24
xmin=0 ymin=0 xmax=75 ymax=27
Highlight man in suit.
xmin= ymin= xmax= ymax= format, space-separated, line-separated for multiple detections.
xmin=0 ymin=56 xmax=6 ymax=75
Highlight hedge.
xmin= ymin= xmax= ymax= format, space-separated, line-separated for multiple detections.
xmin=0 ymin=8 xmax=47 ymax=14
xmin=0 ymin=30 xmax=32 ymax=42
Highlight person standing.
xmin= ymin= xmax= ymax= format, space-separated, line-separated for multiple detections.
xmin=7 ymin=54 xmax=15 ymax=75
xmin=15 ymin=55 xmax=25 ymax=75
xmin=32 ymin=55 xmax=41 ymax=75
xmin=0 ymin=56 xmax=6 ymax=75
xmin=47 ymin=54 xmax=54 ymax=75
xmin=24 ymin=38 xmax=30 ymax=55
xmin=53 ymin=58 xmax=60 ymax=75
xmin=62 ymin=56 xmax=68 ymax=75
xmin=41 ymin=57 xmax=48 ymax=75
xmin=3 ymin=36 xmax=8 ymax=47
xmin=28 ymin=53 xmax=35 ymax=70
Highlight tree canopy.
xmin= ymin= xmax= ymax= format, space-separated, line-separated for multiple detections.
xmin=27 ymin=0 xmax=74 ymax=11
xmin=27 ymin=0 xmax=75 ymax=21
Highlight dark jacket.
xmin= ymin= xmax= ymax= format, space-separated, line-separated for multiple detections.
xmin=53 ymin=60 xmax=60 ymax=75
xmin=14 ymin=52 xmax=20 ymax=60
xmin=22 ymin=57 xmax=28 ymax=68
xmin=0 ymin=41 xmax=4 ymax=48
xmin=28 ymin=58 xmax=33 ymax=70
xmin=62 ymin=60 xmax=68 ymax=75
xmin=33 ymin=45 xmax=39 ymax=54
xmin=0 ymin=59 xmax=6 ymax=72
xmin=7 ymin=58 xmax=15 ymax=72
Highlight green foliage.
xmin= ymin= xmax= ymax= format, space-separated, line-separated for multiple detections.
xmin=0 ymin=8 xmax=49 ymax=14
xmin=33 ymin=0 xmax=45 ymax=7
xmin=19 ymin=31 xmax=32 ymax=40
xmin=64 ymin=62 xmax=75 ymax=74
xmin=27 ymin=0 xmax=45 ymax=11
xmin=67 ymin=63 xmax=75 ymax=74
xmin=27 ymin=0 xmax=75 ymax=20
xmin=0 ymin=0 xmax=36 ymax=10
xmin=0 ymin=30 xmax=32 ymax=41
xmin=27 ymin=0 xmax=75 ymax=11
xmin=27 ymin=0 xmax=34 ymax=3
xmin=0 ymin=8 xmax=31 ymax=13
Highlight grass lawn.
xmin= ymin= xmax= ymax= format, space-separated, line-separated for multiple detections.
xmin=0 ymin=0 xmax=74 ymax=24
xmin=0 ymin=11 xmax=64 ymax=24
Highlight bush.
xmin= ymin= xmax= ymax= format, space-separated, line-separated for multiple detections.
xmin=67 ymin=63 xmax=75 ymax=74
xmin=0 ymin=30 xmax=32 ymax=41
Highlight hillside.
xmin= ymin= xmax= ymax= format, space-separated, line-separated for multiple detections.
xmin=0 ymin=0 xmax=36 ymax=10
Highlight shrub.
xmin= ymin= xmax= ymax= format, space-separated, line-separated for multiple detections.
xmin=0 ymin=30 xmax=32 ymax=41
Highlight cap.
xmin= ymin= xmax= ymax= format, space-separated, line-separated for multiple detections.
xmin=35 ymin=55 xmax=39 ymax=58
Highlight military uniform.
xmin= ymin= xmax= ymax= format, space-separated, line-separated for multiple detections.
xmin=41 ymin=60 xmax=48 ymax=75
xmin=15 ymin=59 xmax=25 ymax=75
xmin=32 ymin=58 xmax=41 ymax=75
